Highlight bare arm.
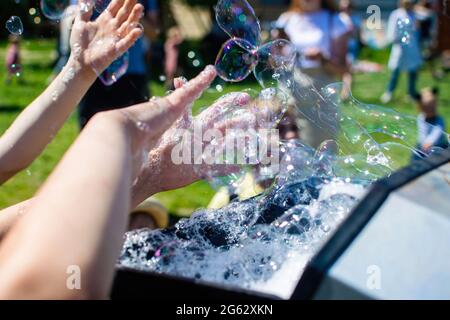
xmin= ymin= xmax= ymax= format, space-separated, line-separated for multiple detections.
xmin=0 ymin=66 xmax=216 ymax=299
xmin=323 ymin=33 xmax=350 ymax=76
xmin=0 ymin=199 xmax=33 ymax=242
xmin=0 ymin=0 xmax=144 ymax=184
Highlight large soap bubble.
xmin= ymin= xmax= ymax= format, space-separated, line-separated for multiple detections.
xmin=214 ymin=0 xmax=296 ymax=86
xmin=40 ymin=0 xmax=72 ymax=20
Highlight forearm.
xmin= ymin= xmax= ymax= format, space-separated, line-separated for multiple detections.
xmin=0 ymin=113 xmax=133 ymax=299
xmin=0 ymin=199 xmax=33 ymax=241
xmin=0 ymin=56 xmax=96 ymax=183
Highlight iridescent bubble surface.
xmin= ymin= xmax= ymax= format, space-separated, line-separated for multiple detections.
xmin=215 ymin=38 xmax=257 ymax=82
xmin=98 ymin=51 xmax=129 ymax=86
xmin=214 ymin=0 xmax=296 ymax=85
xmin=118 ymin=0 xmax=449 ymax=297
xmin=5 ymin=16 xmax=23 ymax=36
xmin=254 ymin=39 xmax=296 ymax=88
xmin=215 ymin=0 xmax=261 ymax=48
xmin=40 ymin=0 xmax=71 ymax=20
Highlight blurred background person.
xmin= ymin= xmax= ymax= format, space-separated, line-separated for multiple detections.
xmin=275 ymin=0 xmax=351 ymax=148
xmin=381 ymin=0 xmax=423 ymax=104
xmin=78 ymin=0 xmax=160 ymax=128
xmin=339 ymin=0 xmax=361 ymax=100
xmin=164 ymin=26 xmax=184 ymax=90
xmin=414 ymin=87 xmax=448 ymax=160
xmin=51 ymin=1 xmax=78 ymax=80
xmin=5 ymin=35 xmax=22 ymax=85
xmin=415 ymin=0 xmax=442 ymax=79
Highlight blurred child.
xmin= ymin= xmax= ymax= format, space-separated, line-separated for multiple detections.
xmin=5 ymin=35 xmax=22 ymax=85
xmin=381 ymin=0 xmax=423 ymax=103
xmin=415 ymin=87 xmax=448 ymax=158
xmin=164 ymin=26 xmax=184 ymax=89
xmin=339 ymin=0 xmax=361 ymax=99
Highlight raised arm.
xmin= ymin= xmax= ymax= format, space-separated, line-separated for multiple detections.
xmin=0 ymin=0 xmax=144 ymax=184
xmin=0 ymin=66 xmax=217 ymax=299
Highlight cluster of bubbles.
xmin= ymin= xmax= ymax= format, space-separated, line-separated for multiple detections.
xmin=118 ymin=140 xmax=370 ymax=294
xmin=214 ymin=0 xmax=297 ymax=87
xmin=118 ymin=0 xmax=449 ymax=294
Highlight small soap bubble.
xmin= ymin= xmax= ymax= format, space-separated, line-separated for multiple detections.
xmin=187 ymin=51 xmax=196 ymax=59
xmin=396 ymin=17 xmax=412 ymax=45
xmin=5 ymin=16 xmax=23 ymax=35
xmin=215 ymin=0 xmax=261 ymax=48
xmin=98 ymin=51 xmax=129 ymax=86
xmin=10 ymin=64 xmax=22 ymax=77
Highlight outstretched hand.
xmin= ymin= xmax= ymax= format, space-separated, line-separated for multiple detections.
xmin=70 ymin=0 xmax=144 ymax=77
xmin=130 ymin=75 xmax=259 ymax=207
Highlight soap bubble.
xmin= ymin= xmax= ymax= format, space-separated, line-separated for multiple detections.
xmin=215 ymin=38 xmax=258 ymax=82
xmin=40 ymin=0 xmax=71 ymax=20
xmin=118 ymin=0 xmax=449 ymax=295
xmin=5 ymin=16 xmax=23 ymax=36
xmin=215 ymin=0 xmax=261 ymax=49
xmin=191 ymin=88 xmax=288 ymax=191
xmin=254 ymin=39 xmax=296 ymax=88
xmin=98 ymin=51 xmax=129 ymax=86
xmin=10 ymin=64 xmax=22 ymax=77
xmin=214 ymin=0 xmax=296 ymax=85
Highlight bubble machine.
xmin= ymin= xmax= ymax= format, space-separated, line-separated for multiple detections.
xmin=111 ymin=149 xmax=450 ymax=300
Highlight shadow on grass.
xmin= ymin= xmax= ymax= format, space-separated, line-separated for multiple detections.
xmin=0 ymin=105 xmax=22 ymax=113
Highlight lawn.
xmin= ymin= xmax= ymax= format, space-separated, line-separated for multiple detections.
xmin=0 ymin=39 xmax=449 ymax=215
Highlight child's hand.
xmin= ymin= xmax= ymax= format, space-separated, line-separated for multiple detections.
xmin=70 ymin=0 xmax=144 ymax=77
xmin=131 ymin=79 xmax=259 ymax=207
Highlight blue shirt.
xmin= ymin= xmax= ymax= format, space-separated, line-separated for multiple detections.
xmin=417 ymin=114 xmax=448 ymax=149
xmin=127 ymin=0 xmax=158 ymax=75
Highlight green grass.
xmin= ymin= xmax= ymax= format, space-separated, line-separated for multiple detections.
xmin=0 ymin=40 xmax=449 ymax=215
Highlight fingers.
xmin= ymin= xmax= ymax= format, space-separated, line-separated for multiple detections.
xmin=166 ymin=65 xmax=217 ymax=110
xmin=117 ymin=3 xmax=144 ymax=37
xmin=122 ymin=66 xmax=216 ymax=142
xmin=77 ymin=0 xmax=94 ymax=22
xmin=116 ymin=27 xmax=143 ymax=55
xmin=174 ymin=77 xmax=188 ymax=90
xmin=198 ymin=92 xmax=251 ymax=126
xmin=116 ymin=0 xmax=137 ymax=25
xmin=107 ymin=0 xmax=125 ymax=17
xmin=125 ymin=3 xmax=144 ymax=29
